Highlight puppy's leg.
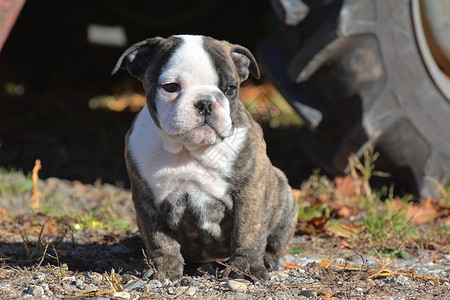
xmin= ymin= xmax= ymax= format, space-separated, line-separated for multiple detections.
xmin=264 ymin=170 xmax=298 ymax=272
xmin=133 ymin=193 xmax=184 ymax=281
xmin=224 ymin=186 xmax=273 ymax=280
xmin=263 ymin=203 xmax=297 ymax=271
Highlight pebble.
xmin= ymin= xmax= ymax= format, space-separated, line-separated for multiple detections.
xmin=274 ymin=270 xmax=289 ymax=279
xmin=234 ymin=292 xmax=247 ymax=300
xmin=111 ymin=291 xmax=131 ymax=299
xmin=0 ymin=284 xmax=10 ymax=292
xmin=162 ymin=278 xmax=171 ymax=286
xmin=62 ymin=282 xmax=79 ymax=293
xmin=76 ymin=277 xmax=85 ymax=289
xmin=86 ymin=272 xmax=103 ymax=284
xmin=227 ymin=279 xmax=249 ymax=293
xmin=23 ymin=285 xmax=44 ymax=296
xmin=185 ymin=286 xmax=197 ymax=296
xmin=142 ymin=268 xmax=155 ymax=279
xmin=62 ymin=276 xmax=76 ymax=283
xmin=396 ymin=275 xmax=413 ymax=287
xmin=146 ymin=279 xmax=163 ymax=290
xmin=125 ymin=279 xmax=146 ymax=291
xmin=299 ymin=289 xmax=317 ymax=298
xmin=189 ymin=278 xmax=202 ymax=286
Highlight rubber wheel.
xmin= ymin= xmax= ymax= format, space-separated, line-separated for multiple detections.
xmin=258 ymin=0 xmax=450 ymax=198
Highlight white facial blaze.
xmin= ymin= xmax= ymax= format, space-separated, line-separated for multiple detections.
xmin=155 ymin=35 xmax=233 ymax=145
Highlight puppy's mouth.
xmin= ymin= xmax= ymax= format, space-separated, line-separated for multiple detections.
xmin=176 ymin=122 xmax=228 ymax=145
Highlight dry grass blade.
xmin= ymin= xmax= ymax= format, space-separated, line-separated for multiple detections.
xmin=103 ymin=268 xmax=124 ymax=292
xmin=312 ymin=251 xmax=449 ymax=286
xmin=367 ymin=258 xmax=395 ymax=278
xmin=74 ymin=288 xmax=111 ymax=298
xmin=37 ymin=244 xmax=49 ymax=268
xmin=335 ymin=237 xmax=368 ymax=276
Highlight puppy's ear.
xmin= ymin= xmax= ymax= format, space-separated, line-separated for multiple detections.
xmin=230 ymin=45 xmax=260 ymax=81
xmin=111 ymin=37 xmax=165 ymax=80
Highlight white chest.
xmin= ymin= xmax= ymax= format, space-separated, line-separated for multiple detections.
xmin=128 ymin=106 xmax=248 ymax=212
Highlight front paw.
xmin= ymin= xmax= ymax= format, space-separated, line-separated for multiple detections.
xmin=222 ymin=256 xmax=270 ymax=281
xmin=151 ymin=255 xmax=184 ymax=281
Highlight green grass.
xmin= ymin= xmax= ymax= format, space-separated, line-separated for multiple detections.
xmin=429 ymin=218 xmax=450 ymax=239
xmin=361 ymin=197 xmax=417 ymax=244
xmin=289 ymin=246 xmax=305 ymax=255
xmin=0 ymin=167 xmax=133 ymax=233
xmin=0 ymin=167 xmax=33 ymax=198
xmin=346 ymin=148 xmax=418 ymax=245
xmin=297 ymin=147 xmax=430 ymax=251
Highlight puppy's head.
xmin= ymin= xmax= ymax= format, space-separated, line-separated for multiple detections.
xmin=112 ymin=35 xmax=260 ymax=146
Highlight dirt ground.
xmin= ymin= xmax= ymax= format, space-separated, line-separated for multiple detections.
xmin=0 ymin=176 xmax=448 ymax=299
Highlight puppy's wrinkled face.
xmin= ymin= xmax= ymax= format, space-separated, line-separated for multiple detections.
xmin=156 ymin=36 xmax=235 ymax=145
xmin=112 ymin=35 xmax=260 ymax=147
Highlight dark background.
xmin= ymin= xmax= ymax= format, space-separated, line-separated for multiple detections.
xmin=0 ymin=0 xmax=313 ymax=187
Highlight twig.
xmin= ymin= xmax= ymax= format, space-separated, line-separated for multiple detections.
xmin=142 ymin=248 xmax=158 ymax=277
xmin=335 ymin=236 xmax=368 ymax=275
xmin=215 ymin=260 xmax=266 ymax=284
xmin=37 ymin=244 xmax=49 ymax=268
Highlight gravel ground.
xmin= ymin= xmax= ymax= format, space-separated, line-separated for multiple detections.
xmin=0 ymin=175 xmax=449 ymax=299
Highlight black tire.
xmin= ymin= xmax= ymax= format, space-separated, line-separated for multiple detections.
xmin=258 ymin=0 xmax=450 ymax=198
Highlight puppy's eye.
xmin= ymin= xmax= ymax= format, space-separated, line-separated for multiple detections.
xmin=162 ymin=83 xmax=180 ymax=93
xmin=224 ymin=85 xmax=237 ymax=96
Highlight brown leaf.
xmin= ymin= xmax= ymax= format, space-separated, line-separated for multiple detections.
xmin=282 ymin=262 xmax=301 ymax=270
xmin=304 ymin=217 xmax=329 ymax=234
xmin=334 ymin=205 xmax=358 ymax=219
xmin=325 ymin=223 xmax=362 ymax=239
xmin=391 ymin=197 xmax=450 ymax=225
xmin=334 ymin=174 xmax=363 ymax=197
xmin=0 ymin=208 xmax=8 ymax=220
xmin=317 ymin=258 xmax=332 ymax=269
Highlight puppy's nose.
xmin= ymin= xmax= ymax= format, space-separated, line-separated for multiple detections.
xmin=194 ymin=99 xmax=214 ymax=116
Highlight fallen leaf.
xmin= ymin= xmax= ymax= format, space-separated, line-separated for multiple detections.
xmin=340 ymin=240 xmax=356 ymax=249
xmin=304 ymin=217 xmax=329 ymax=234
xmin=317 ymin=258 xmax=332 ymax=269
xmin=334 ymin=174 xmax=363 ymax=197
xmin=0 ymin=208 xmax=8 ymax=220
xmin=282 ymin=262 xmax=301 ymax=270
xmin=325 ymin=223 xmax=362 ymax=239
xmin=320 ymin=291 xmax=337 ymax=300
xmin=333 ymin=205 xmax=358 ymax=219
xmin=391 ymin=197 xmax=450 ymax=225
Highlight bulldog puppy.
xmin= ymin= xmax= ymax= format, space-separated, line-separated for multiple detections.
xmin=112 ymin=35 xmax=298 ymax=281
